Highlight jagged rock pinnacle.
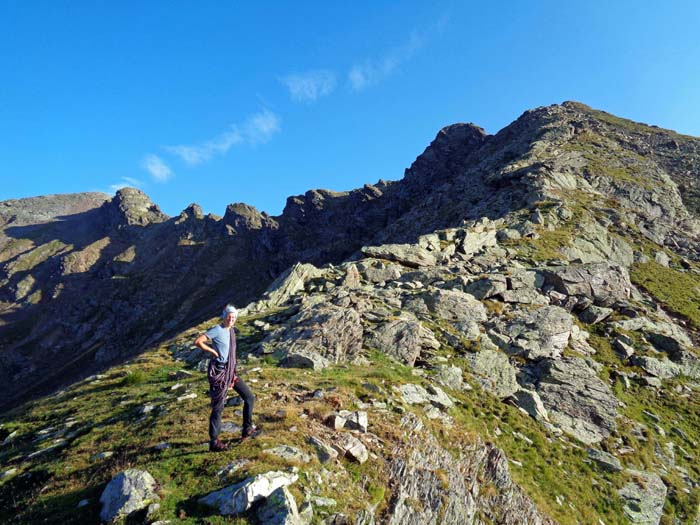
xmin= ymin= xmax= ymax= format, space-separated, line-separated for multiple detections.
xmin=108 ymin=188 xmax=168 ymax=227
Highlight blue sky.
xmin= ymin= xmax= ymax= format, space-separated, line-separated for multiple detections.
xmin=2 ymin=1 xmax=699 ymax=217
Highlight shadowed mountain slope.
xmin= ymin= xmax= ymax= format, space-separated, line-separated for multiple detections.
xmin=0 ymin=101 xmax=698 ymax=414
xmin=1 ymin=101 xmax=700 ymax=525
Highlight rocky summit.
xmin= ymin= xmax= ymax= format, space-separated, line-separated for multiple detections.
xmin=0 ymin=101 xmax=699 ymax=525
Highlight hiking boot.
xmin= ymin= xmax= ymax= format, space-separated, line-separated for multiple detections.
xmin=241 ymin=425 xmax=261 ymax=440
xmin=209 ymin=438 xmax=229 ymax=452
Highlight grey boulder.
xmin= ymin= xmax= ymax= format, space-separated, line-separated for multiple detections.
xmin=99 ymin=469 xmax=160 ymax=523
xmin=513 ymin=389 xmax=549 ymax=423
xmin=398 ymin=383 xmax=454 ymax=409
xmin=334 ymin=434 xmax=369 ymax=464
xmin=578 ymin=305 xmax=613 ymax=324
xmin=256 ymin=486 xmax=306 ymax=525
xmin=365 ymin=318 xmax=423 ymax=366
xmin=502 ymin=306 xmax=573 ymax=359
xmin=423 ymin=288 xmax=487 ymax=332
xmin=464 ymin=274 xmax=507 ymax=300
xmin=465 ymin=349 xmax=519 ymax=399
xmin=541 ymin=263 xmax=634 ymax=307
xmin=199 ymin=471 xmax=299 ymax=515
xmin=362 ymin=244 xmax=436 ymax=268
xmin=273 ymin=300 xmax=363 ymax=369
xmin=618 ymin=470 xmax=667 ymax=525
xmin=263 ymin=445 xmax=312 ymax=464
xmin=242 ymin=262 xmax=321 ymax=314
xmin=586 ymin=448 xmax=622 ymax=472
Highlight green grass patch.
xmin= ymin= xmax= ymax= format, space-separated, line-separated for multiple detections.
xmin=121 ymin=369 xmax=148 ymax=386
xmin=562 ymin=130 xmax=654 ymax=190
xmin=630 ymin=261 xmax=700 ymax=328
xmin=8 ymin=239 xmax=72 ymax=273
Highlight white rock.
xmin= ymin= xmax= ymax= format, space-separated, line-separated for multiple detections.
xmin=199 ymin=471 xmax=299 ymax=515
xmin=334 ymin=434 xmax=369 ymax=464
xmin=177 ymin=392 xmax=197 ymax=402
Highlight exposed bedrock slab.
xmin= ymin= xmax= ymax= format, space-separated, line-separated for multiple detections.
xmin=540 ymin=262 xmax=634 ymax=307
xmin=526 ymin=357 xmax=620 ymax=444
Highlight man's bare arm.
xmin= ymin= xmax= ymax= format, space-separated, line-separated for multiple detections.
xmin=194 ymin=334 xmax=219 ymax=359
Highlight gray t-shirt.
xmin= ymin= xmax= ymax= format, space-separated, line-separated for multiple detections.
xmin=205 ymin=325 xmax=233 ymax=364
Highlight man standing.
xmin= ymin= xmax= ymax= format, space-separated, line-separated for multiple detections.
xmin=194 ymin=304 xmax=259 ymax=452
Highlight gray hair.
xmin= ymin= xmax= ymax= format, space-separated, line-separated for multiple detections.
xmin=221 ymin=304 xmax=238 ymax=319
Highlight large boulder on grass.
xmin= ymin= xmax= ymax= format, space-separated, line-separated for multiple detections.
xmin=99 ymin=469 xmax=159 ymax=523
xmin=199 ymin=471 xmax=299 ymax=515
xmin=256 ymin=486 xmax=306 ymax=525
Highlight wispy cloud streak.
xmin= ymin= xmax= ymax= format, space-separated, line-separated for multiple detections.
xmin=109 ymin=176 xmax=143 ymax=193
xmin=166 ymin=109 xmax=281 ymax=166
xmin=281 ymin=70 xmax=336 ymax=102
xmin=348 ymin=21 xmax=449 ymax=91
xmin=141 ymin=154 xmax=173 ymax=182
xmin=349 ymin=31 xmax=425 ymax=91
xmin=166 ymin=129 xmax=242 ymax=165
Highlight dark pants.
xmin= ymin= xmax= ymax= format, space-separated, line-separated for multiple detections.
xmin=209 ymin=378 xmax=255 ymax=442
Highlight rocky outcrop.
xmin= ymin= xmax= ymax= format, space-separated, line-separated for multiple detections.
xmin=0 ymin=192 xmax=110 ymax=228
xmin=242 ymin=262 xmax=322 ymax=315
xmin=465 ymin=349 xmax=519 ymax=399
xmin=422 ymin=289 xmax=487 ymax=333
xmin=386 ymin=414 xmax=556 ymax=525
xmin=609 ymin=317 xmax=693 ymax=354
xmin=541 ymin=263 xmax=635 ymax=307
xmin=560 ymin=221 xmax=634 ymax=266
xmin=365 ymin=318 xmax=424 ymax=366
xmin=268 ymin=300 xmax=363 ymax=369
xmin=524 ymin=357 xmax=620 ymax=444
xmin=103 ymin=188 xmax=168 ymax=228
xmin=499 ymin=306 xmax=573 ymax=359
xmin=362 ymin=244 xmax=437 ymax=268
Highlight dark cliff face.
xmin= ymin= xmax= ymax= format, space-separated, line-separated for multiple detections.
xmin=1 ymin=102 xmax=699 ymax=411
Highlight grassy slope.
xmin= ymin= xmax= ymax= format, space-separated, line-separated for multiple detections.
xmin=3 ymin=306 xmax=697 ymax=525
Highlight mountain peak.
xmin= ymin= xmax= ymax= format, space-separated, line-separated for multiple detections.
xmin=107 ymin=187 xmax=168 ymax=227
xmin=403 ymin=122 xmax=488 ymax=187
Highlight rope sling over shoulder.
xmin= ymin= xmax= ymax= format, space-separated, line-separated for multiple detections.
xmin=207 ymin=327 xmax=238 ymax=408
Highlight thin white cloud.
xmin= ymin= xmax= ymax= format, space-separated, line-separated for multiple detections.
xmin=165 ymin=109 xmax=280 ymax=166
xmin=141 ymin=154 xmax=173 ymax=182
xmin=349 ymin=31 xmax=424 ymax=91
xmin=122 ymin=176 xmax=142 ymax=186
xmin=109 ymin=177 xmax=143 ymax=193
xmin=166 ymin=128 xmax=242 ymax=165
xmin=243 ymin=108 xmax=281 ymax=145
xmin=281 ymin=70 xmax=336 ymax=102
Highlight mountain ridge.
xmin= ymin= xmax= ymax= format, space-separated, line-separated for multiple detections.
xmin=1 ymin=101 xmax=698 ymax=412
xmin=1 ymin=100 xmax=700 ymax=524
